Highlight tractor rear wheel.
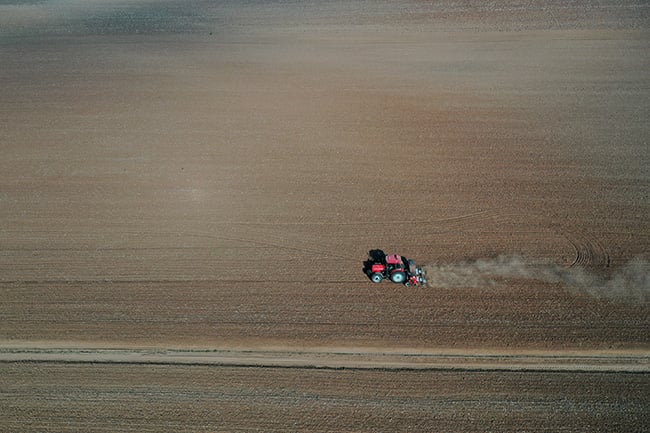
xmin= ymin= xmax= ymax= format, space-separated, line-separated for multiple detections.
xmin=390 ymin=272 xmax=406 ymax=284
xmin=370 ymin=273 xmax=383 ymax=283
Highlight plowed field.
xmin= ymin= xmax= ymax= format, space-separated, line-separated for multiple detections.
xmin=1 ymin=1 xmax=648 ymax=431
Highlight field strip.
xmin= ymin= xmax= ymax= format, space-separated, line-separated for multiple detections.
xmin=1 ymin=344 xmax=648 ymax=372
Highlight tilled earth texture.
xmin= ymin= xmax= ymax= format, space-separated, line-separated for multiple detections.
xmin=1 ymin=1 xmax=649 ymax=432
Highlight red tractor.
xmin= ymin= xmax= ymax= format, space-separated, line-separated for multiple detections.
xmin=363 ymin=249 xmax=426 ymax=286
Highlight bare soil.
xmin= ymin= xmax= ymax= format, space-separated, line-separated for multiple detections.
xmin=2 ymin=362 xmax=649 ymax=433
xmin=1 ymin=1 xmax=648 ymax=431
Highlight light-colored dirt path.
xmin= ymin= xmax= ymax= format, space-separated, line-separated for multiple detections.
xmin=2 ymin=343 xmax=648 ymax=372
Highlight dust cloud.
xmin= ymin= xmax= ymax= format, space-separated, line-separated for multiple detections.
xmin=423 ymin=256 xmax=649 ymax=304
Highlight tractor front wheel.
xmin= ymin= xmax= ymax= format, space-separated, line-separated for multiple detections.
xmin=370 ymin=273 xmax=383 ymax=283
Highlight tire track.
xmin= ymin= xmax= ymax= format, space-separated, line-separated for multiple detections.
xmin=562 ymin=229 xmax=611 ymax=268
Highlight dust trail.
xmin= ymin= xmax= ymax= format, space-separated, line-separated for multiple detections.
xmin=423 ymin=256 xmax=649 ymax=304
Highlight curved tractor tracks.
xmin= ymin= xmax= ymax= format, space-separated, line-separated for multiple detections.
xmin=428 ymin=210 xmax=612 ymax=269
xmin=562 ymin=229 xmax=611 ymax=269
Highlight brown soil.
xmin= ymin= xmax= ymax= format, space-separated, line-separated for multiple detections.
xmin=1 ymin=1 xmax=648 ymax=431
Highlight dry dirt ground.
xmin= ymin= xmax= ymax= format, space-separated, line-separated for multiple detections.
xmin=1 ymin=1 xmax=649 ymax=431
